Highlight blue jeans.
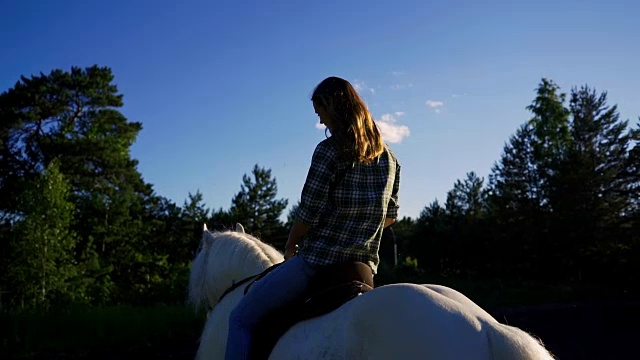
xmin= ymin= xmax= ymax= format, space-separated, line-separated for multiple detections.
xmin=225 ymin=255 xmax=317 ymax=360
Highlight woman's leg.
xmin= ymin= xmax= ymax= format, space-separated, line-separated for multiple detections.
xmin=224 ymin=255 xmax=316 ymax=360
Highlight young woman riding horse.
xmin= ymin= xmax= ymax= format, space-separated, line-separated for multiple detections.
xmin=225 ymin=76 xmax=401 ymax=359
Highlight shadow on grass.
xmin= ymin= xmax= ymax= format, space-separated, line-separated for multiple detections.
xmin=1 ymin=305 xmax=206 ymax=359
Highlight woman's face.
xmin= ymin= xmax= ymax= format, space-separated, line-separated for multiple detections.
xmin=313 ymin=100 xmax=333 ymax=130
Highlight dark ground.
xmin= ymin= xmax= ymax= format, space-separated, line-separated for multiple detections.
xmin=489 ymin=301 xmax=640 ymax=360
xmin=22 ymin=302 xmax=640 ymax=360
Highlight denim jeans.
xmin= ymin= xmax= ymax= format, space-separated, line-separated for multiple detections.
xmin=224 ymin=254 xmax=317 ymax=360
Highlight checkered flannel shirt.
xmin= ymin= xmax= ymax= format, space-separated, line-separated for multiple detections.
xmin=296 ymin=137 xmax=400 ymax=274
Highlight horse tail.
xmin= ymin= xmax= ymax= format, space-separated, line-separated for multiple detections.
xmin=486 ymin=322 xmax=555 ymax=360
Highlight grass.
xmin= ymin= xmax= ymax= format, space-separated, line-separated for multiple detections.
xmin=433 ymin=277 xmax=577 ymax=309
xmin=1 ymin=304 xmax=206 ymax=359
xmin=2 ymin=278 xmax=632 ymax=359
xmin=375 ymin=263 xmax=615 ymax=310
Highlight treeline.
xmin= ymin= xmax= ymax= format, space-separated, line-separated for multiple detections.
xmin=385 ymin=79 xmax=640 ymax=295
xmin=0 ymin=66 xmax=291 ymax=309
xmin=0 ymin=67 xmax=638 ymax=311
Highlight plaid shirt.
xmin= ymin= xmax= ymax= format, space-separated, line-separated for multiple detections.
xmin=296 ymin=137 xmax=400 ymax=274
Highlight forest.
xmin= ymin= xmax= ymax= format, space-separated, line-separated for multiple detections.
xmin=1 ymin=66 xmax=638 ymax=311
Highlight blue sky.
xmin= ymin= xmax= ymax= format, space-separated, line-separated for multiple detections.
xmin=1 ymin=0 xmax=638 ymax=221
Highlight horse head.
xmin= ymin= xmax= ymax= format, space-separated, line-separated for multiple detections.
xmin=189 ymin=223 xmax=278 ymax=311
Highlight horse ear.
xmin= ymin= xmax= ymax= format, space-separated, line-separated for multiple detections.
xmin=235 ymin=223 xmax=245 ymax=233
xmin=202 ymin=226 xmax=214 ymax=248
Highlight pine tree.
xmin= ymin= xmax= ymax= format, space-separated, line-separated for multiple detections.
xmin=526 ymin=78 xmax=572 ymax=209
xmin=285 ymin=200 xmax=301 ymax=228
xmin=209 ymin=207 xmax=234 ymax=231
xmin=487 ymin=124 xmax=541 ymax=215
xmin=445 ymin=172 xmax=486 ymax=219
xmin=180 ymin=191 xmax=210 ymax=260
xmin=0 ymin=66 xmax=157 ymax=304
xmin=229 ymin=164 xmax=288 ymax=245
xmin=411 ymin=201 xmax=448 ymax=275
xmin=554 ymin=85 xmax=638 ymax=284
xmin=487 ymin=123 xmax=551 ymax=280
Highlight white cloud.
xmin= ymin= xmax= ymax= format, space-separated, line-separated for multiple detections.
xmin=377 ymin=112 xmax=410 ymax=143
xmin=390 ymin=82 xmax=413 ymax=90
xmin=353 ymin=80 xmax=375 ymax=94
xmin=380 ymin=113 xmax=396 ymax=123
xmin=426 ymin=100 xmax=444 ymax=108
xmin=315 ymin=112 xmax=410 ymax=143
xmin=426 ymin=100 xmax=445 ymax=114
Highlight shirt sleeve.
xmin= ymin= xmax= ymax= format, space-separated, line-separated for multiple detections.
xmin=296 ymin=140 xmax=337 ymax=227
xmin=386 ymin=161 xmax=401 ymax=219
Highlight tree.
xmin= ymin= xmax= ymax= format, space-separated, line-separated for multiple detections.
xmin=526 ymin=78 xmax=572 ymax=209
xmin=0 ymin=65 xmax=157 ymax=304
xmin=390 ymin=217 xmax=417 ymax=257
xmin=444 ymin=172 xmax=488 ymax=276
xmin=209 ymin=207 xmax=234 ymax=231
xmin=552 ymin=85 xmax=638 ymax=284
xmin=445 ymin=172 xmax=486 ymax=219
xmin=229 ymin=164 xmax=288 ymax=245
xmin=7 ymin=160 xmax=79 ymax=309
xmin=409 ymin=201 xmax=449 ymax=275
xmin=182 ymin=190 xmax=210 ymax=240
xmin=627 ymin=121 xmax=640 ymax=217
xmin=487 ymin=124 xmax=541 ymax=216
xmin=285 ymin=200 xmax=301 ymax=229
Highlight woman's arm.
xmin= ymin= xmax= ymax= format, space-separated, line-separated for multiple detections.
xmin=285 ymin=220 xmax=309 ymax=259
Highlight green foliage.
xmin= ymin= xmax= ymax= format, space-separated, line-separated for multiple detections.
xmin=7 ymin=160 xmax=79 ymax=309
xmin=446 ymin=171 xmax=486 ymax=219
xmin=1 ymin=65 xmax=638 ymax=314
xmin=285 ymin=200 xmax=301 ymax=228
xmin=0 ymin=65 xmax=154 ymax=306
xmin=180 ymin=191 xmax=210 ymax=259
xmin=526 ymin=78 xmax=572 ymax=205
xmin=229 ymin=164 xmax=289 ymax=247
xmin=398 ymin=78 xmax=639 ymax=294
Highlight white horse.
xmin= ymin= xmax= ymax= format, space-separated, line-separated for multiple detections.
xmin=188 ymin=224 xmax=555 ymax=360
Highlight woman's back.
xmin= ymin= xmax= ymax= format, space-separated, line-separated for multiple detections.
xmin=297 ymin=137 xmax=400 ymax=273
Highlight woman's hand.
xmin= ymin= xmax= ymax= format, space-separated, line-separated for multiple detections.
xmin=285 ymin=244 xmax=298 ymax=260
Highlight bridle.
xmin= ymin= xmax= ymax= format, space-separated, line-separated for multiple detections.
xmin=206 ymin=262 xmax=283 ymax=312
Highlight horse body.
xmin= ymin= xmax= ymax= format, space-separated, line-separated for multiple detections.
xmin=189 ymin=225 xmax=555 ymax=359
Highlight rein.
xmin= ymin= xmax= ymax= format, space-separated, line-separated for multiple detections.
xmin=207 ymin=262 xmax=283 ymax=312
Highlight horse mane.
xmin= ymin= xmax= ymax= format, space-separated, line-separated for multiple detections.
xmin=188 ymin=227 xmax=284 ymax=310
xmin=207 ymin=223 xmax=283 ymax=265
xmin=245 ymin=234 xmax=284 ymax=265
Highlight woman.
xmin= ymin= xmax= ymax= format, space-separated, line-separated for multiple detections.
xmin=225 ymin=76 xmax=401 ymax=359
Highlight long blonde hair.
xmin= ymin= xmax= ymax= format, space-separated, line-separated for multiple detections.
xmin=311 ymin=76 xmax=384 ymax=163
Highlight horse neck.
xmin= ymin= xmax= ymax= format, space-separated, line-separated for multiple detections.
xmin=209 ymin=233 xmax=280 ymax=301
xmin=229 ymin=234 xmax=279 ymax=275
